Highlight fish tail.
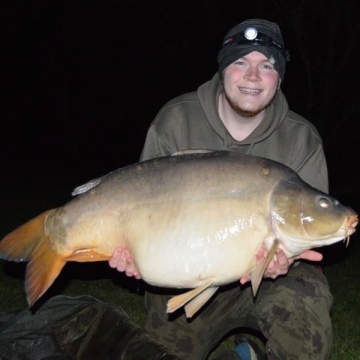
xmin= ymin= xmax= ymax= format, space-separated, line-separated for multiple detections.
xmin=0 ymin=209 xmax=66 ymax=307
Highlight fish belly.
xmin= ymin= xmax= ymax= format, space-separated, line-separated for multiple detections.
xmin=122 ymin=199 xmax=271 ymax=288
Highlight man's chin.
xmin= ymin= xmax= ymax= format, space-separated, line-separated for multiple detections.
xmin=235 ymin=108 xmax=262 ymax=117
xmin=231 ymin=104 xmax=264 ymax=118
xmin=225 ymin=93 xmax=266 ymax=118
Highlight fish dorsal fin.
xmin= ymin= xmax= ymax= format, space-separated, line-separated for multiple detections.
xmin=71 ymin=177 xmax=103 ymax=196
xmin=184 ymin=286 xmax=218 ymax=318
xmin=167 ymin=279 xmax=214 ymax=315
xmin=251 ymin=239 xmax=280 ymax=296
xmin=171 ymin=149 xmax=215 ymax=156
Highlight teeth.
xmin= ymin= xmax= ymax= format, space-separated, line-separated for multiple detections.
xmin=240 ymin=88 xmax=260 ymax=94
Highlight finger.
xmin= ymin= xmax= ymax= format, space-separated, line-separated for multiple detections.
xmin=276 ymin=249 xmax=289 ymax=267
xmin=240 ymin=275 xmax=251 ymax=284
xmin=108 ymin=248 xmax=122 ymax=268
xmin=128 ymin=260 xmax=141 ymax=278
xmin=264 ymin=255 xmax=289 ymax=278
xmin=114 ymin=250 xmax=130 ymax=271
xmin=125 ymin=261 xmax=135 ymax=277
xmin=133 ymin=272 xmax=141 ymax=279
xmin=295 ymin=250 xmax=323 ymax=262
xmin=255 ymin=244 xmax=268 ymax=263
xmin=121 ymin=248 xmax=130 ymax=259
xmin=265 ymin=259 xmax=277 ymax=272
xmin=116 ymin=258 xmax=127 ymax=272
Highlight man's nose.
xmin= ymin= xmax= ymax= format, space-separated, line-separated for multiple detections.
xmin=244 ymin=66 xmax=260 ymax=81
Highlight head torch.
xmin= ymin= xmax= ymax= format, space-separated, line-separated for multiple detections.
xmin=222 ymin=27 xmax=290 ymax=62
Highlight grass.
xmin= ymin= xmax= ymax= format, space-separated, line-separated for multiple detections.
xmin=321 ymin=241 xmax=360 ymax=360
xmin=0 ymin=165 xmax=359 ymax=359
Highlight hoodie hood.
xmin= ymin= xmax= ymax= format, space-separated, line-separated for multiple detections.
xmin=197 ymin=73 xmax=289 ymax=152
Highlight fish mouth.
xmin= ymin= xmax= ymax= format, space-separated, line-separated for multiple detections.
xmin=343 ymin=214 xmax=358 ymax=246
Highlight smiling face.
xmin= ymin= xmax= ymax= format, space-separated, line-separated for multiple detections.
xmin=222 ymin=51 xmax=280 ymax=118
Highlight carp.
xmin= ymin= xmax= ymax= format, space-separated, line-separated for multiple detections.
xmin=0 ymin=151 xmax=358 ymax=318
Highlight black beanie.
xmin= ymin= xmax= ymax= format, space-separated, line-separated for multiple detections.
xmin=217 ymin=19 xmax=290 ymax=81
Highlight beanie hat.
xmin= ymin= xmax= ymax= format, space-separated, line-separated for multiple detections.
xmin=217 ymin=19 xmax=290 ymax=81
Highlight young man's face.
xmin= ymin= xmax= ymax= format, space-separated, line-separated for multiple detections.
xmin=222 ymin=51 xmax=281 ymax=117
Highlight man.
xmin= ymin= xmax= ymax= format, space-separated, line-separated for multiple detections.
xmin=109 ymin=19 xmax=332 ymax=359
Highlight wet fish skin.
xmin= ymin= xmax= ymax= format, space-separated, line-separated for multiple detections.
xmin=0 ymin=151 xmax=357 ymax=318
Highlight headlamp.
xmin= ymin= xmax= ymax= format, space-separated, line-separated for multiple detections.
xmin=244 ymin=27 xmax=258 ymax=40
xmin=222 ymin=27 xmax=290 ymax=61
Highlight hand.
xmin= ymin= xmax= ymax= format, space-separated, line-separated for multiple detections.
xmin=108 ymin=247 xmax=141 ymax=279
xmin=239 ymin=244 xmax=323 ymax=285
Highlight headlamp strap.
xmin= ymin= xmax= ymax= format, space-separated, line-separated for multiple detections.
xmin=222 ymin=30 xmax=290 ymax=62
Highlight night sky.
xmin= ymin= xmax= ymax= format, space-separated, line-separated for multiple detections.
xmin=2 ymin=0 xmax=360 ymax=222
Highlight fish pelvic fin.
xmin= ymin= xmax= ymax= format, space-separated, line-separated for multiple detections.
xmin=66 ymin=249 xmax=110 ymax=262
xmin=250 ymin=239 xmax=280 ymax=296
xmin=166 ymin=279 xmax=216 ymax=318
xmin=184 ymin=287 xmax=218 ymax=318
xmin=0 ymin=209 xmax=66 ymax=307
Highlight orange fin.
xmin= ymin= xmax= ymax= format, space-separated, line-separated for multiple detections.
xmin=0 ymin=209 xmax=66 ymax=307
xmin=0 ymin=210 xmax=55 ymax=262
xmin=66 ymin=249 xmax=110 ymax=262
xmin=250 ymin=239 xmax=280 ymax=296
xmin=167 ymin=279 xmax=214 ymax=315
xmin=184 ymin=286 xmax=218 ymax=318
xmin=26 ymin=237 xmax=66 ymax=306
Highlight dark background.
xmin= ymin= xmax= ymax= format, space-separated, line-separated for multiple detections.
xmin=2 ymin=0 xmax=360 ymax=232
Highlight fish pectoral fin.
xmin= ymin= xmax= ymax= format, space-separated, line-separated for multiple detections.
xmin=184 ymin=287 xmax=219 ymax=318
xmin=250 ymin=239 xmax=280 ymax=296
xmin=167 ymin=278 xmax=214 ymax=315
xmin=66 ymin=249 xmax=110 ymax=262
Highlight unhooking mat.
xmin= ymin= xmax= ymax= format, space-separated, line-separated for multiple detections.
xmin=0 ymin=295 xmax=180 ymax=360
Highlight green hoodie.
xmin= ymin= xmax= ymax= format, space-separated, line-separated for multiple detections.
xmin=140 ymin=73 xmax=328 ymax=193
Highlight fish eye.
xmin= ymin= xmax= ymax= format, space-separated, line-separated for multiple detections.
xmin=319 ymin=198 xmax=330 ymax=208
